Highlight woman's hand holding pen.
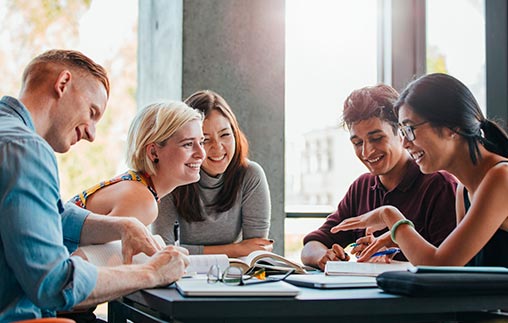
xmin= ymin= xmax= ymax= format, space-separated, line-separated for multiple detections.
xmin=357 ymin=232 xmax=399 ymax=263
xmin=330 ymin=206 xmax=404 ymax=263
xmin=348 ymin=234 xmax=374 ymax=256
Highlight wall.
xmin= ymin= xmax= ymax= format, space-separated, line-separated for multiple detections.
xmin=138 ymin=0 xmax=286 ymax=254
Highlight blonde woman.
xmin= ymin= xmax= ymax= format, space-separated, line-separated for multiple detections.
xmin=70 ymin=101 xmax=205 ymax=225
xmin=61 ymin=101 xmax=204 ymax=322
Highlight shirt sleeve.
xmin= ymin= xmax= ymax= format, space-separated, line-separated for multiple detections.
xmin=239 ymin=161 xmax=271 ymax=239
xmin=62 ymin=202 xmax=90 ymax=253
xmin=303 ymin=182 xmax=358 ymax=248
xmin=0 ymin=138 xmax=97 ymax=310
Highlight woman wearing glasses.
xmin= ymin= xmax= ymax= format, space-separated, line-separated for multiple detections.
xmin=332 ymin=73 xmax=508 ymax=267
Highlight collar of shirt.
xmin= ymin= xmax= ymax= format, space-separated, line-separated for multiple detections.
xmin=0 ymin=96 xmax=35 ymax=131
xmin=372 ymin=159 xmax=421 ymax=193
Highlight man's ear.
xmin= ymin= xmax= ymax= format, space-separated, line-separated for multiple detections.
xmin=54 ymin=70 xmax=72 ymax=98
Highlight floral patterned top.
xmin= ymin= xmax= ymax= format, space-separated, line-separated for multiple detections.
xmin=70 ymin=170 xmax=158 ymax=208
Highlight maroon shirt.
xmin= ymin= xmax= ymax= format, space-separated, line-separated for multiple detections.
xmin=303 ymin=160 xmax=457 ymax=260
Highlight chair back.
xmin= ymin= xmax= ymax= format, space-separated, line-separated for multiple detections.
xmin=13 ymin=318 xmax=76 ymax=323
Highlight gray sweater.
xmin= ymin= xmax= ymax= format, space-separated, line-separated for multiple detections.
xmin=153 ymin=160 xmax=271 ymax=254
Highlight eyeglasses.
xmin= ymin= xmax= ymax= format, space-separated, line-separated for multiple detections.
xmin=398 ymin=121 xmax=428 ymax=142
xmin=207 ymin=265 xmax=294 ymax=286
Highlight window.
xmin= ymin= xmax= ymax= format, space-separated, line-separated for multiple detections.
xmin=426 ymin=0 xmax=486 ymax=112
xmin=285 ymin=0 xmax=379 ymax=214
xmin=284 ymin=0 xmax=488 ymax=261
xmin=0 ymin=0 xmax=138 ymax=201
xmin=285 ymin=0 xmax=380 ymax=260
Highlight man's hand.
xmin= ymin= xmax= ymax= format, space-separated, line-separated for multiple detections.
xmin=147 ymin=246 xmax=190 ymax=286
xmin=121 ymin=218 xmax=163 ymax=264
xmin=81 ymin=245 xmax=190 ymax=306
xmin=317 ymin=244 xmax=350 ymax=271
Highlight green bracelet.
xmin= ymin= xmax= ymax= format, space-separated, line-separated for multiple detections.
xmin=390 ymin=219 xmax=415 ymax=244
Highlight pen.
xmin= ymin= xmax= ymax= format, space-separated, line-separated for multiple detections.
xmin=174 ymin=220 xmax=180 ymax=247
xmin=346 ymin=242 xmax=358 ymax=249
xmin=370 ymin=248 xmax=400 ymax=258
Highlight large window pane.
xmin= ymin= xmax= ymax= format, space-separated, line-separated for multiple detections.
xmin=285 ymin=0 xmax=379 ymax=214
xmin=426 ymin=0 xmax=486 ymax=112
xmin=285 ymin=0 xmax=379 ymax=259
xmin=0 ymin=0 xmax=138 ymax=201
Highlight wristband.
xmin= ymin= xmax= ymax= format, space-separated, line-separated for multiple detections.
xmin=390 ymin=219 xmax=414 ymax=244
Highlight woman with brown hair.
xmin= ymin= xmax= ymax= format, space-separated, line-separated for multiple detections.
xmin=154 ymin=90 xmax=272 ymax=257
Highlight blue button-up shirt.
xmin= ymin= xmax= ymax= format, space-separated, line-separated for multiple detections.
xmin=0 ymin=96 xmax=98 ymax=321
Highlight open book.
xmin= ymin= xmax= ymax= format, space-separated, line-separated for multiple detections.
xmin=229 ymin=250 xmax=310 ymax=274
xmin=325 ymin=260 xmax=414 ymax=277
xmin=79 ymin=237 xmax=309 ymax=275
xmin=79 ymin=235 xmax=230 ymax=275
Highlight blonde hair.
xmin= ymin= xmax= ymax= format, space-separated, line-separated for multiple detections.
xmin=126 ymin=101 xmax=202 ymax=175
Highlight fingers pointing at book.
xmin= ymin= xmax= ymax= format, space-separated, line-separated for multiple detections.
xmin=120 ymin=218 xmax=164 ymax=264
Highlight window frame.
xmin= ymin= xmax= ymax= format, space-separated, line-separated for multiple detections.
xmin=286 ymin=0 xmax=507 ymax=218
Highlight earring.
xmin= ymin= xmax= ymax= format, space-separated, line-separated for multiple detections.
xmin=154 ymin=158 xmax=159 ymax=164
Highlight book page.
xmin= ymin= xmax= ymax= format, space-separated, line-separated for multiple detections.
xmin=186 ymin=254 xmax=230 ymax=274
xmin=325 ymin=261 xmax=414 ymax=276
xmin=237 ymin=250 xmax=308 ymax=274
xmin=80 ymin=235 xmax=166 ymax=266
xmin=80 ymin=235 xmax=229 ymax=274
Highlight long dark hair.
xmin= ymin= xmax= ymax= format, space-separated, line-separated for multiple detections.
xmin=394 ymin=73 xmax=508 ymax=164
xmin=172 ymin=90 xmax=249 ymax=221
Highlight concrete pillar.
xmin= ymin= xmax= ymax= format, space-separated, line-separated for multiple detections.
xmin=138 ymin=0 xmax=286 ymax=254
xmin=182 ymin=0 xmax=286 ymax=254
xmin=138 ymin=0 xmax=183 ymax=107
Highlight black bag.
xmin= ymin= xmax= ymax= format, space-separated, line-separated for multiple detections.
xmin=377 ymin=270 xmax=508 ymax=296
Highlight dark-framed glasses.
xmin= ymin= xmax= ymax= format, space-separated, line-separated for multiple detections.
xmin=207 ymin=265 xmax=294 ymax=286
xmin=398 ymin=121 xmax=428 ymax=142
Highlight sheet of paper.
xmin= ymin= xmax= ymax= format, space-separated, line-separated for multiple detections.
xmin=80 ymin=235 xmax=229 ymax=274
xmin=325 ymin=261 xmax=414 ymax=276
